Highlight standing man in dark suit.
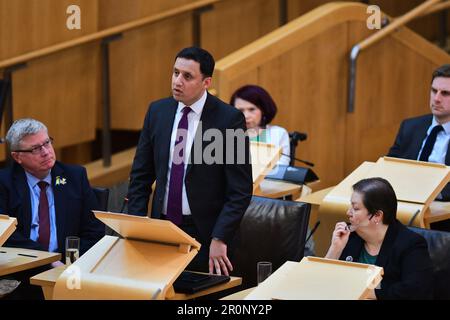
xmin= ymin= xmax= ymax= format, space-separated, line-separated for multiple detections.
xmin=388 ymin=64 xmax=450 ymax=201
xmin=0 ymin=118 xmax=104 ymax=261
xmin=127 ymin=47 xmax=253 ymax=275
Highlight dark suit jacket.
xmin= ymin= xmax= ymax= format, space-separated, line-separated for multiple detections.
xmin=388 ymin=114 xmax=450 ymax=200
xmin=0 ymin=161 xmax=105 ymax=256
xmin=127 ymin=93 xmax=253 ymax=246
xmin=340 ymin=220 xmax=434 ymax=300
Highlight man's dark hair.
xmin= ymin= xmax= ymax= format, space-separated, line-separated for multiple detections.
xmin=352 ymin=177 xmax=397 ymax=225
xmin=175 ymin=47 xmax=215 ymax=78
xmin=432 ymin=64 xmax=450 ymax=82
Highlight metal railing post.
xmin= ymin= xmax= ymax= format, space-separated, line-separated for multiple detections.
xmin=0 ymin=63 xmax=27 ymax=164
xmin=100 ymin=34 xmax=122 ymax=167
xmin=192 ymin=5 xmax=214 ymax=47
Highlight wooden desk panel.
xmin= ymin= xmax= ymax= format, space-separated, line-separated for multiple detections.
xmin=0 ymin=247 xmax=60 ymax=277
xmin=255 ymin=179 xmax=302 ymax=199
xmin=31 ymin=266 xmax=242 ymax=300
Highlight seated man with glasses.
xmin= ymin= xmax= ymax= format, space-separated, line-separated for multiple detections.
xmin=0 ymin=118 xmax=104 ymax=260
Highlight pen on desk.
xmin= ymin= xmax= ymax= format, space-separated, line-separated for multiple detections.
xmin=17 ymin=253 xmax=38 ymax=258
xmin=0 ymin=250 xmax=6 ymax=253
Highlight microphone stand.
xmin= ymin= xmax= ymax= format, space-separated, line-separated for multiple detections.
xmin=288 ymin=131 xmax=314 ymax=167
xmin=281 ymin=153 xmax=315 ymax=167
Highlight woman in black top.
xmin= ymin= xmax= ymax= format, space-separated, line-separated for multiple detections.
xmin=325 ymin=177 xmax=434 ymax=299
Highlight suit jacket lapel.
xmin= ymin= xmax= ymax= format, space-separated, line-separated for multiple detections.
xmin=186 ymin=93 xmax=216 ymax=176
xmin=12 ymin=164 xmax=32 ymax=237
xmin=51 ymin=162 xmax=66 ymax=251
xmin=375 ymin=221 xmax=399 ymax=268
xmin=410 ymin=117 xmax=432 ymax=159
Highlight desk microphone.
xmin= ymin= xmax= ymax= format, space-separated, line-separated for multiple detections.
xmin=305 ymin=220 xmax=320 ymax=244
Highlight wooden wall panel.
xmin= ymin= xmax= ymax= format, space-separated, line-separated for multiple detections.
xmin=217 ymin=22 xmax=350 ymax=189
xmin=0 ymin=0 xmax=99 ymax=162
xmin=12 ymin=43 xmax=99 ymax=148
xmin=201 ymin=0 xmax=280 ymax=60
xmin=0 ymin=0 xmax=98 ymax=59
xmin=265 ymin=25 xmax=348 ymax=189
xmin=108 ymin=14 xmax=193 ymax=130
xmin=345 ymin=20 xmax=439 ymax=174
xmin=98 ymin=0 xmax=193 ymax=29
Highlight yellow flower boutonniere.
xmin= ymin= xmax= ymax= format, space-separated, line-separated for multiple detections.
xmin=55 ymin=176 xmax=67 ymax=186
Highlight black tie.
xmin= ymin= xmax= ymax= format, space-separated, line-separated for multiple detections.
xmin=419 ymin=125 xmax=444 ymax=162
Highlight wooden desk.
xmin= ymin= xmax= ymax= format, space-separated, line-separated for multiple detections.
xmin=0 ymin=215 xmax=17 ymax=247
xmin=30 ymin=266 xmax=242 ymax=300
xmin=245 ymin=258 xmax=382 ymax=300
xmin=426 ymin=201 xmax=450 ymax=227
xmin=0 ymin=247 xmax=60 ymax=277
xmin=254 ymin=179 xmax=303 ymax=199
xmin=299 ymin=186 xmax=334 ymax=205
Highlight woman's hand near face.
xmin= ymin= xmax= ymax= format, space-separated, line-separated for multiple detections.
xmin=325 ymin=222 xmax=351 ymax=259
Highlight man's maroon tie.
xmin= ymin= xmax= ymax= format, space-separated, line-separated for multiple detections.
xmin=167 ymin=107 xmax=191 ymax=225
xmin=37 ymin=181 xmax=50 ymax=251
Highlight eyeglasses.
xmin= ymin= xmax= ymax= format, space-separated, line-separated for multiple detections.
xmin=13 ymin=137 xmax=54 ymax=155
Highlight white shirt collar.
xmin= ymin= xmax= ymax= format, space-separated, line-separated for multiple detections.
xmin=432 ymin=117 xmax=450 ymax=135
xmin=25 ymin=171 xmax=52 ymax=188
xmin=176 ymin=90 xmax=207 ymax=115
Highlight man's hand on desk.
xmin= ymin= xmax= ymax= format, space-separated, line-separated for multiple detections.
xmin=51 ymin=260 xmax=65 ymax=268
xmin=209 ymin=238 xmax=233 ymax=276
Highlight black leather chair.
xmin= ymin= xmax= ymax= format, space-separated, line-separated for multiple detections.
xmin=232 ymin=196 xmax=311 ymax=288
xmin=92 ymin=187 xmax=115 ymax=236
xmin=409 ymin=227 xmax=450 ymax=299
xmin=92 ymin=187 xmax=109 ymax=211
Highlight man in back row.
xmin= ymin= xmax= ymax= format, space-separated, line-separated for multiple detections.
xmin=0 ymin=118 xmax=104 ymax=257
xmin=0 ymin=118 xmax=105 ymax=298
xmin=388 ymin=64 xmax=450 ymax=229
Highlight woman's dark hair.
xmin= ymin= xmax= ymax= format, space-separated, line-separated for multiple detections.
xmin=229 ymin=85 xmax=277 ymax=127
xmin=352 ymin=177 xmax=397 ymax=225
